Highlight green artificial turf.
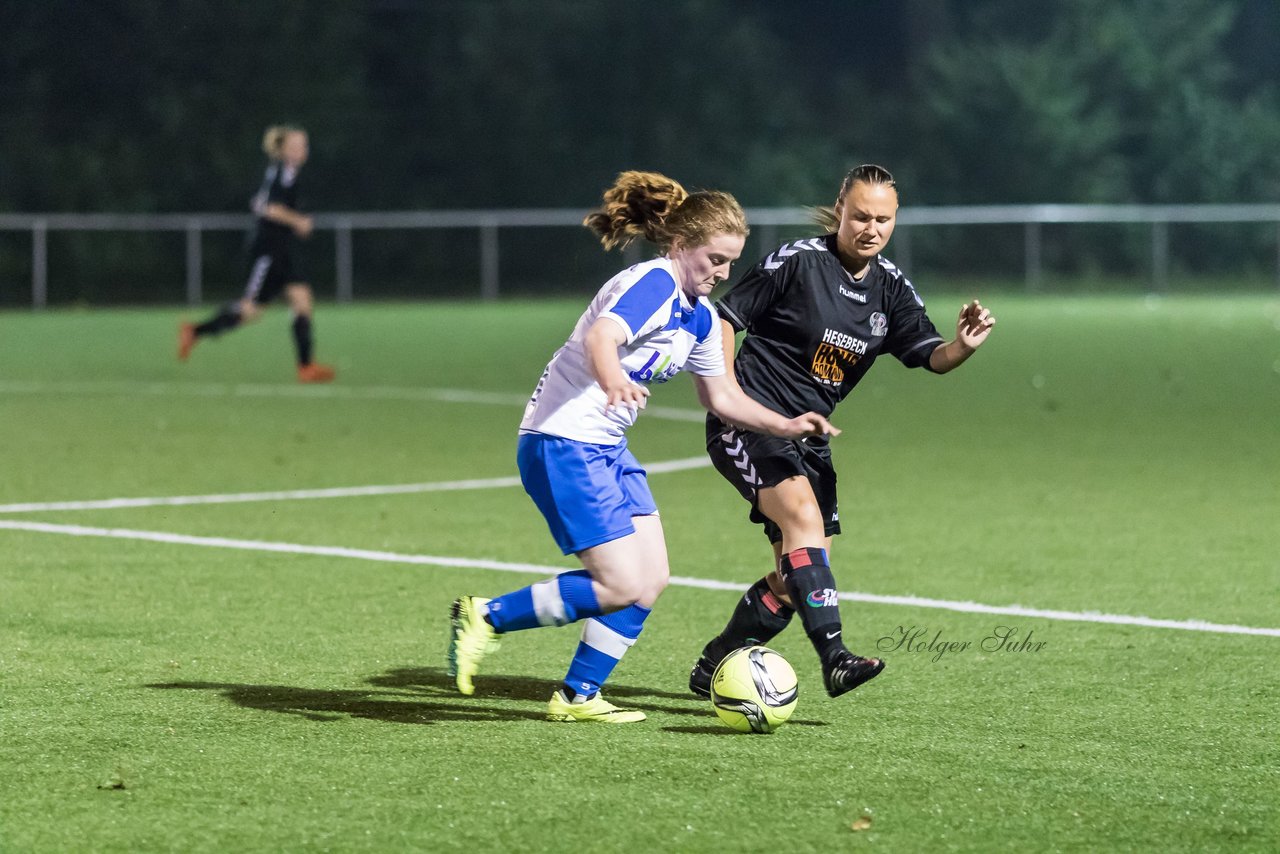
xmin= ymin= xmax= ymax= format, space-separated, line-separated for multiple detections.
xmin=1 ymin=295 xmax=1277 ymax=852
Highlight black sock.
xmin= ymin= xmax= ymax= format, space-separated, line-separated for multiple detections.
xmin=292 ymin=314 xmax=313 ymax=365
xmin=779 ymin=547 xmax=845 ymax=665
xmin=702 ymin=576 xmax=795 ymax=662
xmin=194 ymin=303 xmax=242 ymax=337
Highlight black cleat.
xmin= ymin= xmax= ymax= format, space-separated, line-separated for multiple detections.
xmin=823 ymin=652 xmax=885 ymax=698
xmin=688 ymin=655 xmax=718 ymax=699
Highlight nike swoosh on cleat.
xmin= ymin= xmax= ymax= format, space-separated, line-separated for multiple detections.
xmin=825 ymin=630 xmax=842 ymax=639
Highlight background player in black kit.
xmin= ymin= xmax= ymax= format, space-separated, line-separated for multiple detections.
xmin=178 ymin=125 xmax=336 ymax=383
xmin=688 ymin=164 xmax=996 ymax=699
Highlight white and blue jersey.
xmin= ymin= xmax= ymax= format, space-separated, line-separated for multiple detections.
xmin=519 ymin=258 xmax=725 ymax=445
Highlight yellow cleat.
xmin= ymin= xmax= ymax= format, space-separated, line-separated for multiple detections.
xmin=447 ymin=596 xmax=500 ymax=696
xmin=546 ymin=689 xmax=646 ymax=723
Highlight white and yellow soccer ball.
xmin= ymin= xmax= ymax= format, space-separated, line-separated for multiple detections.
xmin=709 ymin=645 xmax=798 ymax=734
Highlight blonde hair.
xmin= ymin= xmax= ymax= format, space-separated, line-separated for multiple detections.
xmin=262 ymin=124 xmax=306 ymax=159
xmin=584 ymin=170 xmax=748 ymax=253
xmin=811 ymin=163 xmax=897 ymax=231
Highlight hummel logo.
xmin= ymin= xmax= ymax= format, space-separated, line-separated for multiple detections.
xmin=825 ymin=630 xmax=842 ymax=640
xmin=838 ymin=284 xmax=867 ymax=303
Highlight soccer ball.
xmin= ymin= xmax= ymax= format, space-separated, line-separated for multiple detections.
xmin=710 ymin=645 xmax=798 ymax=734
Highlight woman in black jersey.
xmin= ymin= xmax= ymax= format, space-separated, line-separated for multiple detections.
xmin=178 ymin=124 xmax=336 ymax=383
xmin=688 ymin=164 xmax=995 ymax=700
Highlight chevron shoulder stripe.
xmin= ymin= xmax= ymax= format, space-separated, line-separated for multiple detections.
xmin=762 ymin=238 xmax=829 ymax=272
xmin=877 ymin=255 xmax=925 ymax=307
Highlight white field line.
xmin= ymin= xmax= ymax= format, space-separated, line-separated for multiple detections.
xmin=0 ymin=457 xmax=710 ymax=515
xmin=7 ymin=378 xmax=1277 ymax=638
xmin=3 ymin=519 xmax=1278 ymax=639
xmin=0 ymin=379 xmax=706 ymax=423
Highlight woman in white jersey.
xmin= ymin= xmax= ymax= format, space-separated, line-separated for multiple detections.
xmin=447 ymin=171 xmax=839 ymax=723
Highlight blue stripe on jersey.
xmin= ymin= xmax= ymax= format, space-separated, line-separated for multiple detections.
xmin=693 ymin=300 xmax=714 ymax=341
xmin=610 ymin=268 xmax=677 ymax=336
xmin=661 ymin=298 xmax=716 ymax=342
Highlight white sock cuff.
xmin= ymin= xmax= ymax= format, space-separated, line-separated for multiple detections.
xmin=581 ymin=617 xmax=636 ymax=660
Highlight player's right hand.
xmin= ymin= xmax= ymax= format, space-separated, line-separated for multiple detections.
xmin=603 ymin=380 xmax=649 ymax=414
xmin=781 ymin=412 xmax=840 ymax=438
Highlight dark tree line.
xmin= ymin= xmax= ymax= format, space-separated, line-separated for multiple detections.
xmin=2 ymin=0 xmax=1278 ymax=301
xmin=5 ymin=0 xmax=1277 ymax=212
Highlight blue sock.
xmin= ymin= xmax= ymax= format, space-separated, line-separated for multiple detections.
xmin=563 ymin=603 xmax=651 ymax=698
xmin=485 ymin=570 xmax=602 ymax=633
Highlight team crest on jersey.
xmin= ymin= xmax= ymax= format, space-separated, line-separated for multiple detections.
xmin=869 ymin=312 xmax=888 ymax=337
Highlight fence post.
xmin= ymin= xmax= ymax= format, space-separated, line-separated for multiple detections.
xmin=1024 ymin=221 xmax=1042 ymax=292
xmin=480 ymin=221 xmax=499 ymax=301
xmin=335 ymin=220 xmax=354 ymax=303
xmin=32 ymin=218 xmax=48 ymax=309
xmin=1151 ymin=221 xmax=1169 ymax=292
xmin=185 ymin=219 xmax=203 ymax=306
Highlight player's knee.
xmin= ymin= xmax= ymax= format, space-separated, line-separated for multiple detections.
xmin=783 ymin=488 xmax=825 ymax=525
xmin=239 ymin=300 xmax=262 ymax=322
xmin=638 ymin=566 xmax=670 ymax=606
xmin=600 ymin=572 xmax=659 ymax=609
xmin=286 ymin=283 xmax=314 ymax=314
xmin=609 ymin=576 xmax=647 ymax=607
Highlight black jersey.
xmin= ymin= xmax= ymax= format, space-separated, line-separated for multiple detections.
xmin=249 ymin=162 xmax=302 ymax=253
xmin=715 ymin=234 xmax=944 ymax=419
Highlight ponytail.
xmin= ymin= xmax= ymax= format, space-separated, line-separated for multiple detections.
xmin=583 ymin=171 xmax=688 ymax=251
xmin=584 ymin=170 xmax=747 ymax=253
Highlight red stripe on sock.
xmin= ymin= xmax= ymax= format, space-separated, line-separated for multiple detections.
xmin=784 ymin=548 xmax=813 ymax=569
xmin=761 ymin=590 xmax=784 ymax=614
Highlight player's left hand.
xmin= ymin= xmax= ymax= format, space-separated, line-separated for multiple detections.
xmin=956 ymin=300 xmax=995 ymax=349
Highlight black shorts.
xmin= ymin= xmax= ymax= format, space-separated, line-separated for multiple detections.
xmin=241 ymin=249 xmax=304 ymax=305
xmin=705 ymin=414 xmax=840 ymax=545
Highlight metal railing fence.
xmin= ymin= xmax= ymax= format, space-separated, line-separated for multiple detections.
xmin=3 ymin=204 xmax=1280 ymax=307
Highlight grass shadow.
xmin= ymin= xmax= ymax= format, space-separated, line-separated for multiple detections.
xmin=146 ymin=678 xmax=545 ymax=725
xmin=147 ymin=665 xmax=720 ymax=726
xmin=662 ymin=725 xmax=741 ymax=735
xmin=371 ymin=666 xmax=715 ymax=719
xmin=664 ymin=716 xmax=828 ymax=735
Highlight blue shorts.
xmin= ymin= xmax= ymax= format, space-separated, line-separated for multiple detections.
xmin=517 ymin=432 xmax=658 ymax=555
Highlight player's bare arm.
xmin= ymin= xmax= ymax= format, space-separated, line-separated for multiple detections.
xmin=262 ymin=203 xmax=314 ymax=239
xmin=584 ymin=316 xmax=649 ymax=412
xmin=693 ymin=373 xmax=838 ymax=439
xmin=703 ymin=317 xmax=837 ymax=438
xmin=928 ymin=299 xmax=996 ymax=373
